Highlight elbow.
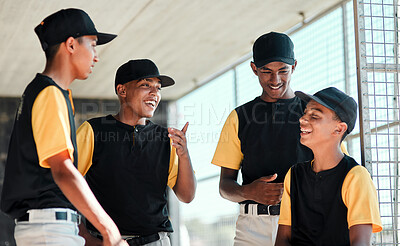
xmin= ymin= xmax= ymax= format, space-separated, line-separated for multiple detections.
xmin=180 ymin=194 xmax=195 ymax=204
xmin=177 ymin=189 xmax=195 ymax=203
xmin=219 ymin=187 xmax=225 ymax=199
xmin=176 ymin=183 xmax=196 ymax=203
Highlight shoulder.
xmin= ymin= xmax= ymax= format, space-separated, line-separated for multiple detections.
xmin=343 ymin=155 xmax=361 ymax=171
xmin=346 ymin=165 xmax=371 ymax=180
xmin=235 ymin=97 xmax=260 ymax=111
xmin=343 ymin=159 xmax=372 ymax=189
xmin=27 ymin=74 xmax=59 ymax=96
xmin=87 ymin=115 xmax=112 ymax=127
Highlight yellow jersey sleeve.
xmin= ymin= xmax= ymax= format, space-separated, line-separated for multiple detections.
xmin=76 ymin=121 xmax=95 ymax=176
xmin=211 ymin=110 xmax=243 ymax=170
xmin=32 ymin=86 xmax=74 ymax=168
xmin=168 ymin=140 xmax=179 ymax=189
xmin=278 ymin=168 xmax=292 ymax=226
xmin=342 ymin=165 xmax=382 ymax=233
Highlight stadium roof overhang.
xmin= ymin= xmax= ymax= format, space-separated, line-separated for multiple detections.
xmin=0 ymin=0 xmax=345 ymax=100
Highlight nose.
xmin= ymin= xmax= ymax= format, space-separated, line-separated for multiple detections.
xmin=149 ymin=86 xmax=159 ymax=96
xmin=270 ymin=73 xmax=278 ymax=83
xmin=93 ymin=49 xmax=99 ymax=63
xmin=299 ymin=115 xmax=308 ymax=125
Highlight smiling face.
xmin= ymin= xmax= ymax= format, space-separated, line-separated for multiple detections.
xmin=251 ymin=61 xmax=296 ymax=102
xmin=299 ymin=100 xmax=347 ymax=149
xmin=118 ymin=77 xmax=161 ymax=120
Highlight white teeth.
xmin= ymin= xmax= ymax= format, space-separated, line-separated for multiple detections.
xmin=270 ymin=85 xmax=282 ymax=89
xmin=145 ymin=101 xmax=156 ymax=107
xmin=301 ymin=129 xmax=311 ymax=134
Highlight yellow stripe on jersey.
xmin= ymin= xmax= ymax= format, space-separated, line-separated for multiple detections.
xmin=76 ymin=121 xmax=95 ymax=176
xmin=168 ymin=140 xmax=179 ymax=189
xmin=211 ymin=110 xmax=243 ymax=170
xmin=278 ymin=170 xmax=292 ymax=226
xmin=32 ymin=86 xmax=74 ymax=168
xmin=342 ymin=165 xmax=382 ymax=232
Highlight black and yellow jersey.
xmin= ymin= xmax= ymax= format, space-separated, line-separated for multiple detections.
xmin=77 ymin=115 xmax=178 ymax=235
xmin=1 ymin=73 xmax=77 ymax=219
xmin=279 ymin=155 xmax=382 ymax=244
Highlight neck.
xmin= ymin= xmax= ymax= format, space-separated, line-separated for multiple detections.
xmin=114 ymin=108 xmax=147 ymax=126
xmin=42 ymin=55 xmax=75 ymax=90
xmin=311 ymin=143 xmax=344 ymax=173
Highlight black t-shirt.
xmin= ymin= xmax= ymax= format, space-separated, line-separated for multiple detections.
xmin=237 ymin=97 xmax=313 ymax=185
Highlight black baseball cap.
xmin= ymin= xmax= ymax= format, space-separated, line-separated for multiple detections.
xmin=115 ymin=59 xmax=175 ymax=93
xmin=252 ymin=32 xmax=295 ymax=68
xmin=34 ymin=8 xmax=117 ymax=51
xmin=295 ymin=87 xmax=358 ymax=134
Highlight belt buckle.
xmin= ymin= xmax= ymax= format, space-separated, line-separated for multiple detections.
xmin=75 ymin=214 xmax=81 ymax=224
xmin=124 ymin=235 xmax=140 ymax=241
xmin=266 ymin=205 xmax=272 ymax=215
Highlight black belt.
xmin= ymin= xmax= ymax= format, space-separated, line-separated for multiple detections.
xmin=125 ymin=234 xmax=160 ymax=246
xmin=17 ymin=211 xmax=80 ymax=223
xmin=244 ymin=204 xmax=280 ymax=215
xmin=91 ymin=231 xmax=160 ymax=246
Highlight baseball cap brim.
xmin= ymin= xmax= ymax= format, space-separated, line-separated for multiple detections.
xmin=134 ymin=74 xmax=175 ymax=88
xmin=96 ymin=32 xmax=117 ymax=45
xmin=158 ymin=75 xmax=175 ymax=87
xmin=295 ymin=91 xmax=335 ymax=112
xmin=254 ymin=57 xmax=295 ymax=68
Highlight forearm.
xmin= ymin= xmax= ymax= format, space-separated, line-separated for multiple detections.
xmin=219 ymin=178 xmax=248 ymax=203
xmin=349 ymin=224 xmax=372 ymax=246
xmin=173 ymin=154 xmax=196 ymax=203
xmin=275 ymin=225 xmax=292 ymax=246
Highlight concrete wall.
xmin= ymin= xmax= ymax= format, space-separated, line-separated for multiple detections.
xmin=0 ymin=97 xmax=169 ymax=245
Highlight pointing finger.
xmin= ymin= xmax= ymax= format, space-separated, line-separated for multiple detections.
xmin=181 ymin=122 xmax=189 ymax=134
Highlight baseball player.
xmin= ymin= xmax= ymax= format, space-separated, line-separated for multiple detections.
xmin=0 ymin=8 xmax=127 ymax=246
xmin=76 ymin=59 xmax=196 ymax=246
xmin=211 ymin=32 xmax=347 ymax=245
xmin=275 ymin=87 xmax=382 ymax=245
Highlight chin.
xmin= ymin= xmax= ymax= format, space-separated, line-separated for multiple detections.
xmin=77 ymin=74 xmax=90 ymax=80
xmin=300 ymin=138 xmax=310 ymax=147
xmin=144 ymin=112 xmax=155 ymax=118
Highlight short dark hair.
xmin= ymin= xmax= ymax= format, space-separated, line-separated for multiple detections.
xmin=44 ymin=43 xmax=61 ymax=61
xmin=333 ymin=113 xmax=348 ymax=141
xmin=44 ymin=36 xmax=84 ymax=61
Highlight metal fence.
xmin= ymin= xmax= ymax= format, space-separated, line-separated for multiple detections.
xmin=353 ymin=0 xmax=400 ymax=244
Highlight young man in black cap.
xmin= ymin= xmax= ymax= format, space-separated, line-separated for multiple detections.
xmin=0 ymin=8 xmax=127 ymax=246
xmin=76 ymin=59 xmax=196 ymax=246
xmin=212 ymin=32 xmax=347 ymax=245
xmin=275 ymin=87 xmax=382 ymax=246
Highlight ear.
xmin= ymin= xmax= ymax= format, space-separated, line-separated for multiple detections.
xmin=65 ymin=37 xmax=76 ymax=54
xmin=116 ymin=84 xmax=127 ymax=98
xmin=292 ymin=60 xmax=297 ymax=72
xmin=334 ymin=122 xmax=348 ymax=136
xmin=250 ymin=62 xmax=258 ymax=76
